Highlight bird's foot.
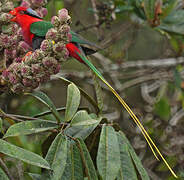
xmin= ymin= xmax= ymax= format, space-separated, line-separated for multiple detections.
xmin=22 ymin=51 xmax=33 ymax=61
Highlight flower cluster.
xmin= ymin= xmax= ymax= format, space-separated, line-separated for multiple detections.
xmin=0 ymin=0 xmax=71 ymax=93
xmin=20 ymin=0 xmax=48 ymax=18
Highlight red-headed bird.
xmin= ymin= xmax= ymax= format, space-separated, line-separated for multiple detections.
xmin=9 ymin=6 xmax=177 ymax=178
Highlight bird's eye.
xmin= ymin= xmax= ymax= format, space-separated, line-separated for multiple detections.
xmin=19 ymin=11 xmax=25 ymax=15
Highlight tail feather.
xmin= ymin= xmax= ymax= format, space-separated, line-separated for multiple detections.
xmin=76 ymin=52 xmax=178 ymax=179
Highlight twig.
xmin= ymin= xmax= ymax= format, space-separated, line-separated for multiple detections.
xmin=0 ymin=158 xmax=14 ymax=180
xmin=76 ymin=22 xmax=103 ymax=33
xmin=100 ymin=23 xmax=134 ymax=49
xmin=90 ymin=0 xmax=103 ymax=40
xmin=169 ymin=108 xmax=184 ymax=126
xmin=119 ymin=57 xmax=184 ymax=69
xmin=119 ymin=71 xmax=172 ymax=91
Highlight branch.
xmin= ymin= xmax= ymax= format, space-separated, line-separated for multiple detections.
xmin=119 ymin=57 xmax=184 ymax=69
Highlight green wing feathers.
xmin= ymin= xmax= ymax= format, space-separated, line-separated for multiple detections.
xmin=30 ymin=21 xmax=54 ymax=37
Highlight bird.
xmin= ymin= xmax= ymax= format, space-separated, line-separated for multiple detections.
xmin=9 ymin=6 xmax=177 ymax=178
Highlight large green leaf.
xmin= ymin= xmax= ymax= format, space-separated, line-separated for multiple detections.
xmin=57 ymin=76 xmax=100 ymax=113
xmin=71 ymin=144 xmax=84 ymax=180
xmin=0 ymin=139 xmax=50 ymax=169
xmin=65 ymin=111 xmax=102 ymax=139
xmin=97 ymin=125 xmax=121 ymax=180
xmin=0 ymin=167 xmax=9 ymax=180
xmin=119 ymin=131 xmax=150 ymax=180
xmin=65 ymin=83 xmax=80 ymax=122
xmin=162 ymin=10 xmax=184 ymax=24
xmin=77 ymin=139 xmax=98 ymax=180
xmin=144 ymin=0 xmax=156 ymax=20
xmin=45 ymin=133 xmax=68 ymax=180
xmin=60 ymin=149 xmax=72 ymax=180
xmin=27 ymin=91 xmax=64 ymax=123
xmin=117 ymin=132 xmax=138 ymax=180
xmin=3 ymin=120 xmax=58 ymax=138
xmin=161 ymin=0 xmax=178 ymax=19
xmin=158 ymin=10 xmax=184 ymax=35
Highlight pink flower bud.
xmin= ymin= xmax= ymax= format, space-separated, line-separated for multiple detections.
xmin=58 ymin=8 xmax=69 ymax=21
xmin=39 ymin=7 xmax=48 ymax=17
xmin=31 ymin=0 xmax=45 ymax=7
xmin=51 ymin=16 xmax=60 ymax=27
xmin=21 ymin=65 xmax=31 ymax=76
xmin=40 ymin=40 xmax=53 ymax=52
xmin=31 ymin=64 xmax=41 ymax=73
xmin=63 ymin=48 xmax=69 ymax=59
xmin=53 ymin=42 xmax=65 ymax=53
xmin=59 ymin=25 xmax=70 ymax=33
xmin=20 ymin=0 xmax=31 ymax=8
xmin=22 ymin=78 xmax=32 ymax=87
xmin=46 ymin=28 xmax=58 ymax=41
xmin=67 ymin=33 xmax=72 ymax=42
xmin=15 ymin=57 xmax=22 ymax=63
xmin=18 ymin=41 xmax=31 ymax=53
xmin=54 ymin=64 xmax=61 ymax=74
xmin=2 ymin=70 xmax=10 ymax=79
xmin=0 ymin=13 xmax=12 ymax=22
xmin=42 ymin=57 xmax=56 ymax=67
xmin=8 ymin=73 xmax=18 ymax=84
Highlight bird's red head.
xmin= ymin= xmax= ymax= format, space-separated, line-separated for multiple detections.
xmin=9 ymin=6 xmax=42 ymax=23
xmin=9 ymin=7 xmax=28 ymax=22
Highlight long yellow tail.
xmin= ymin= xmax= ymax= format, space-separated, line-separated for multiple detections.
xmin=77 ymin=52 xmax=178 ymax=178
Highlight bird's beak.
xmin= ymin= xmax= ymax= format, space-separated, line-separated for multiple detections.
xmin=9 ymin=10 xmax=17 ymax=22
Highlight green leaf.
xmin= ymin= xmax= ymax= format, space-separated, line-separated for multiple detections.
xmin=77 ymin=139 xmax=98 ymax=180
xmin=162 ymin=10 xmax=184 ymax=24
xmin=154 ymin=97 xmax=170 ymax=120
xmin=144 ymin=0 xmax=156 ymax=20
xmin=92 ymin=72 xmax=103 ymax=112
xmin=0 ymin=139 xmax=50 ymax=169
xmin=115 ymin=5 xmax=134 ymax=13
xmin=45 ymin=133 xmax=68 ymax=180
xmin=97 ymin=125 xmax=121 ymax=180
xmin=57 ymin=76 xmax=100 ymax=113
xmin=65 ymin=83 xmax=81 ymax=122
xmin=118 ymin=131 xmax=150 ymax=180
xmin=169 ymin=36 xmax=180 ymax=53
xmin=159 ymin=10 xmax=184 ymax=35
xmin=60 ymin=148 xmax=72 ymax=180
xmin=28 ymin=173 xmax=42 ymax=180
xmin=161 ymin=0 xmax=177 ymax=19
xmin=3 ymin=120 xmax=58 ymax=138
xmin=65 ymin=111 xmax=102 ymax=139
xmin=117 ymin=132 xmax=138 ymax=180
xmin=70 ymin=110 xmax=99 ymax=126
xmin=71 ymin=144 xmax=84 ymax=180
xmin=0 ymin=167 xmax=9 ymax=180
xmin=27 ymin=91 xmax=64 ymax=123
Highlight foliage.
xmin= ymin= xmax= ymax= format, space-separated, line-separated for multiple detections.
xmin=0 ymin=82 xmax=150 ymax=179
